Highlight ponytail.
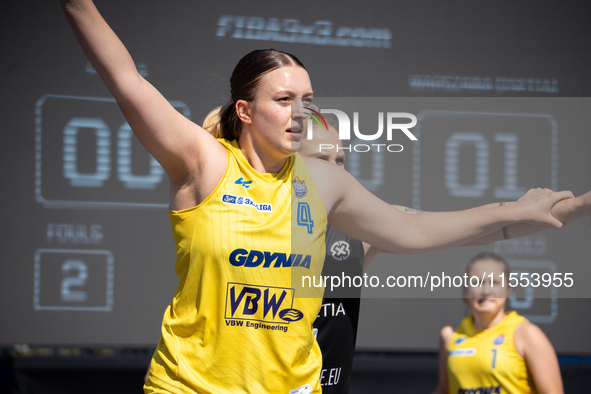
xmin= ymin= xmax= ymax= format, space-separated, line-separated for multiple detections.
xmin=202 ymin=103 xmax=241 ymax=140
xmin=205 ymin=49 xmax=305 ymax=141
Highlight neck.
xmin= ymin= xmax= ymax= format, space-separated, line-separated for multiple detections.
xmin=472 ymin=309 xmax=507 ymax=330
xmin=238 ymin=132 xmax=289 ymax=174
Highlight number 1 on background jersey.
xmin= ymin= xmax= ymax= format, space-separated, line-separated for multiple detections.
xmin=491 ymin=348 xmax=498 ymax=369
xmin=297 ymin=202 xmax=314 ymax=234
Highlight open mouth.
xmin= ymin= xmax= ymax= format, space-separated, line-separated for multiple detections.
xmin=477 ymin=298 xmax=495 ymax=305
xmin=287 ymin=126 xmax=303 ymax=142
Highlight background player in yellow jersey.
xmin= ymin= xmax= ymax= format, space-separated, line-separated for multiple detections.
xmin=433 ymin=252 xmax=563 ymax=394
xmin=61 ymin=1 xmax=589 ymax=392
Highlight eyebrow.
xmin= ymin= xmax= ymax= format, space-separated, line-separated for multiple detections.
xmin=278 ymin=90 xmax=314 ymax=98
xmin=309 ymin=152 xmax=330 ymax=161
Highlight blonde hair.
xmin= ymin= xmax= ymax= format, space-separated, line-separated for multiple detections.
xmin=202 ymin=106 xmax=223 ymax=138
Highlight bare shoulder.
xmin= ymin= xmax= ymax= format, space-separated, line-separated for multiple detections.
xmin=300 ymin=154 xmax=341 ymax=175
xmin=169 ymin=136 xmax=229 ymax=210
xmin=299 ymin=155 xmax=329 ymax=188
xmin=168 ymin=119 xmax=228 ymax=179
xmin=513 ymin=320 xmax=548 ymax=356
xmin=514 ymin=320 xmax=544 ymax=342
xmin=440 ymin=325 xmax=455 ymax=345
xmin=300 ymin=155 xmax=348 ymax=210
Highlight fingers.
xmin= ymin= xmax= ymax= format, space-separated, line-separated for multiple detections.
xmin=544 ymin=190 xmax=572 ymax=228
xmin=548 ymin=215 xmax=564 ymax=229
xmin=519 ymin=187 xmax=552 ymax=202
xmin=550 ymin=190 xmax=575 ymax=204
xmin=518 ymin=188 xmax=541 ymax=201
xmin=527 ymin=188 xmax=573 ymax=203
xmin=517 ymin=188 xmax=574 ymax=228
xmin=580 ymin=190 xmax=591 ymax=217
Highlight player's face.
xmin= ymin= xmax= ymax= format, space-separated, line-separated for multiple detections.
xmin=248 ymin=66 xmax=313 ymax=157
xmin=299 ymin=124 xmax=346 ymax=166
xmin=465 ymin=259 xmax=509 ymax=316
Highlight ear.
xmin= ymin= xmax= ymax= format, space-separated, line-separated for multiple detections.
xmin=235 ymin=100 xmax=253 ymax=124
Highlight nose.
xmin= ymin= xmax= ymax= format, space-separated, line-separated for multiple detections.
xmin=481 ymin=280 xmax=496 ymax=297
xmin=291 ymin=97 xmax=307 ymax=120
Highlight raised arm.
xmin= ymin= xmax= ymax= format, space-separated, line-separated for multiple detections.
xmin=60 ymin=0 xmax=226 ymax=208
xmin=432 ymin=326 xmax=453 ymax=394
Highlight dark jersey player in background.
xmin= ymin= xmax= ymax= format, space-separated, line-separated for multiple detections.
xmin=300 ymin=113 xmax=431 ymax=392
xmin=300 ymin=113 xmax=369 ymax=392
xmin=313 ymin=226 xmax=364 ymax=391
xmin=300 ymin=112 xmax=426 ymax=392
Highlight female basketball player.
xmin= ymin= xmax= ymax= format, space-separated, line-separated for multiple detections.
xmin=433 ymin=252 xmax=563 ymax=394
xmin=61 ymin=1 xmax=579 ymax=392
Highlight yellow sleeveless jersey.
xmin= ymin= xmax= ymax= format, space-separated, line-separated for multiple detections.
xmin=145 ymin=139 xmax=327 ymax=394
xmin=447 ymin=311 xmax=535 ymax=394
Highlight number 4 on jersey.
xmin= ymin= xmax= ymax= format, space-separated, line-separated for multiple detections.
xmin=297 ymin=202 xmax=314 ymax=234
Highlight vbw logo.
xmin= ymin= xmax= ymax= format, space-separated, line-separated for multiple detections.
xmin=279 ymin=309 xmax=304 ymax=322
xmin=330 ymin=241 xmax=350 ymax=261
xmin=229 ymin=248 xmax=312 ymax=269
xmin=225 ymin=283 xmax=303 ymax=323
xmin=454 ymin=336 xmax=468 ymax=344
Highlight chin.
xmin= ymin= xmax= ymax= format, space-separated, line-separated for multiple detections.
xmin=290 ymin=143 xmax=302 ymax=153
xmin=474 ymin=307 xmax=500 ymax=316
xmin=472 ymin=300 xmax=503 ymax=314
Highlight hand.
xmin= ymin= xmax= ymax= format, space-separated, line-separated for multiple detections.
xmin=514 ymin=188 xmax=574 ymax=229
xmin=578 ymin=190 xmax=591 ymax=217
xmin=547 ymin=189 xmax=591 ymax=225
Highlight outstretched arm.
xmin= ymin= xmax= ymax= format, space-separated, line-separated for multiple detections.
xmin=311 ymin=159 xmax=573 ymax=254
xmin=403 ymin=190 xmax=589 ymax=245
xmin=436 ymin=189 xmax=590 ymax=246
xmin=362 ymin=190 xmax=591 ymax=269
xmin=60 ymin=0 xmax=226 ymax=208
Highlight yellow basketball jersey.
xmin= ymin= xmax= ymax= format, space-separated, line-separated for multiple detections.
xmin=447 ymin=311 xmax=535 ymax=394
xmin=145 ymin=139 xmax=327 ymax=394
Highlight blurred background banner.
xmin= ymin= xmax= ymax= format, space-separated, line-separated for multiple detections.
xmin=1 ymin=0 xmax=590 ymax=356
